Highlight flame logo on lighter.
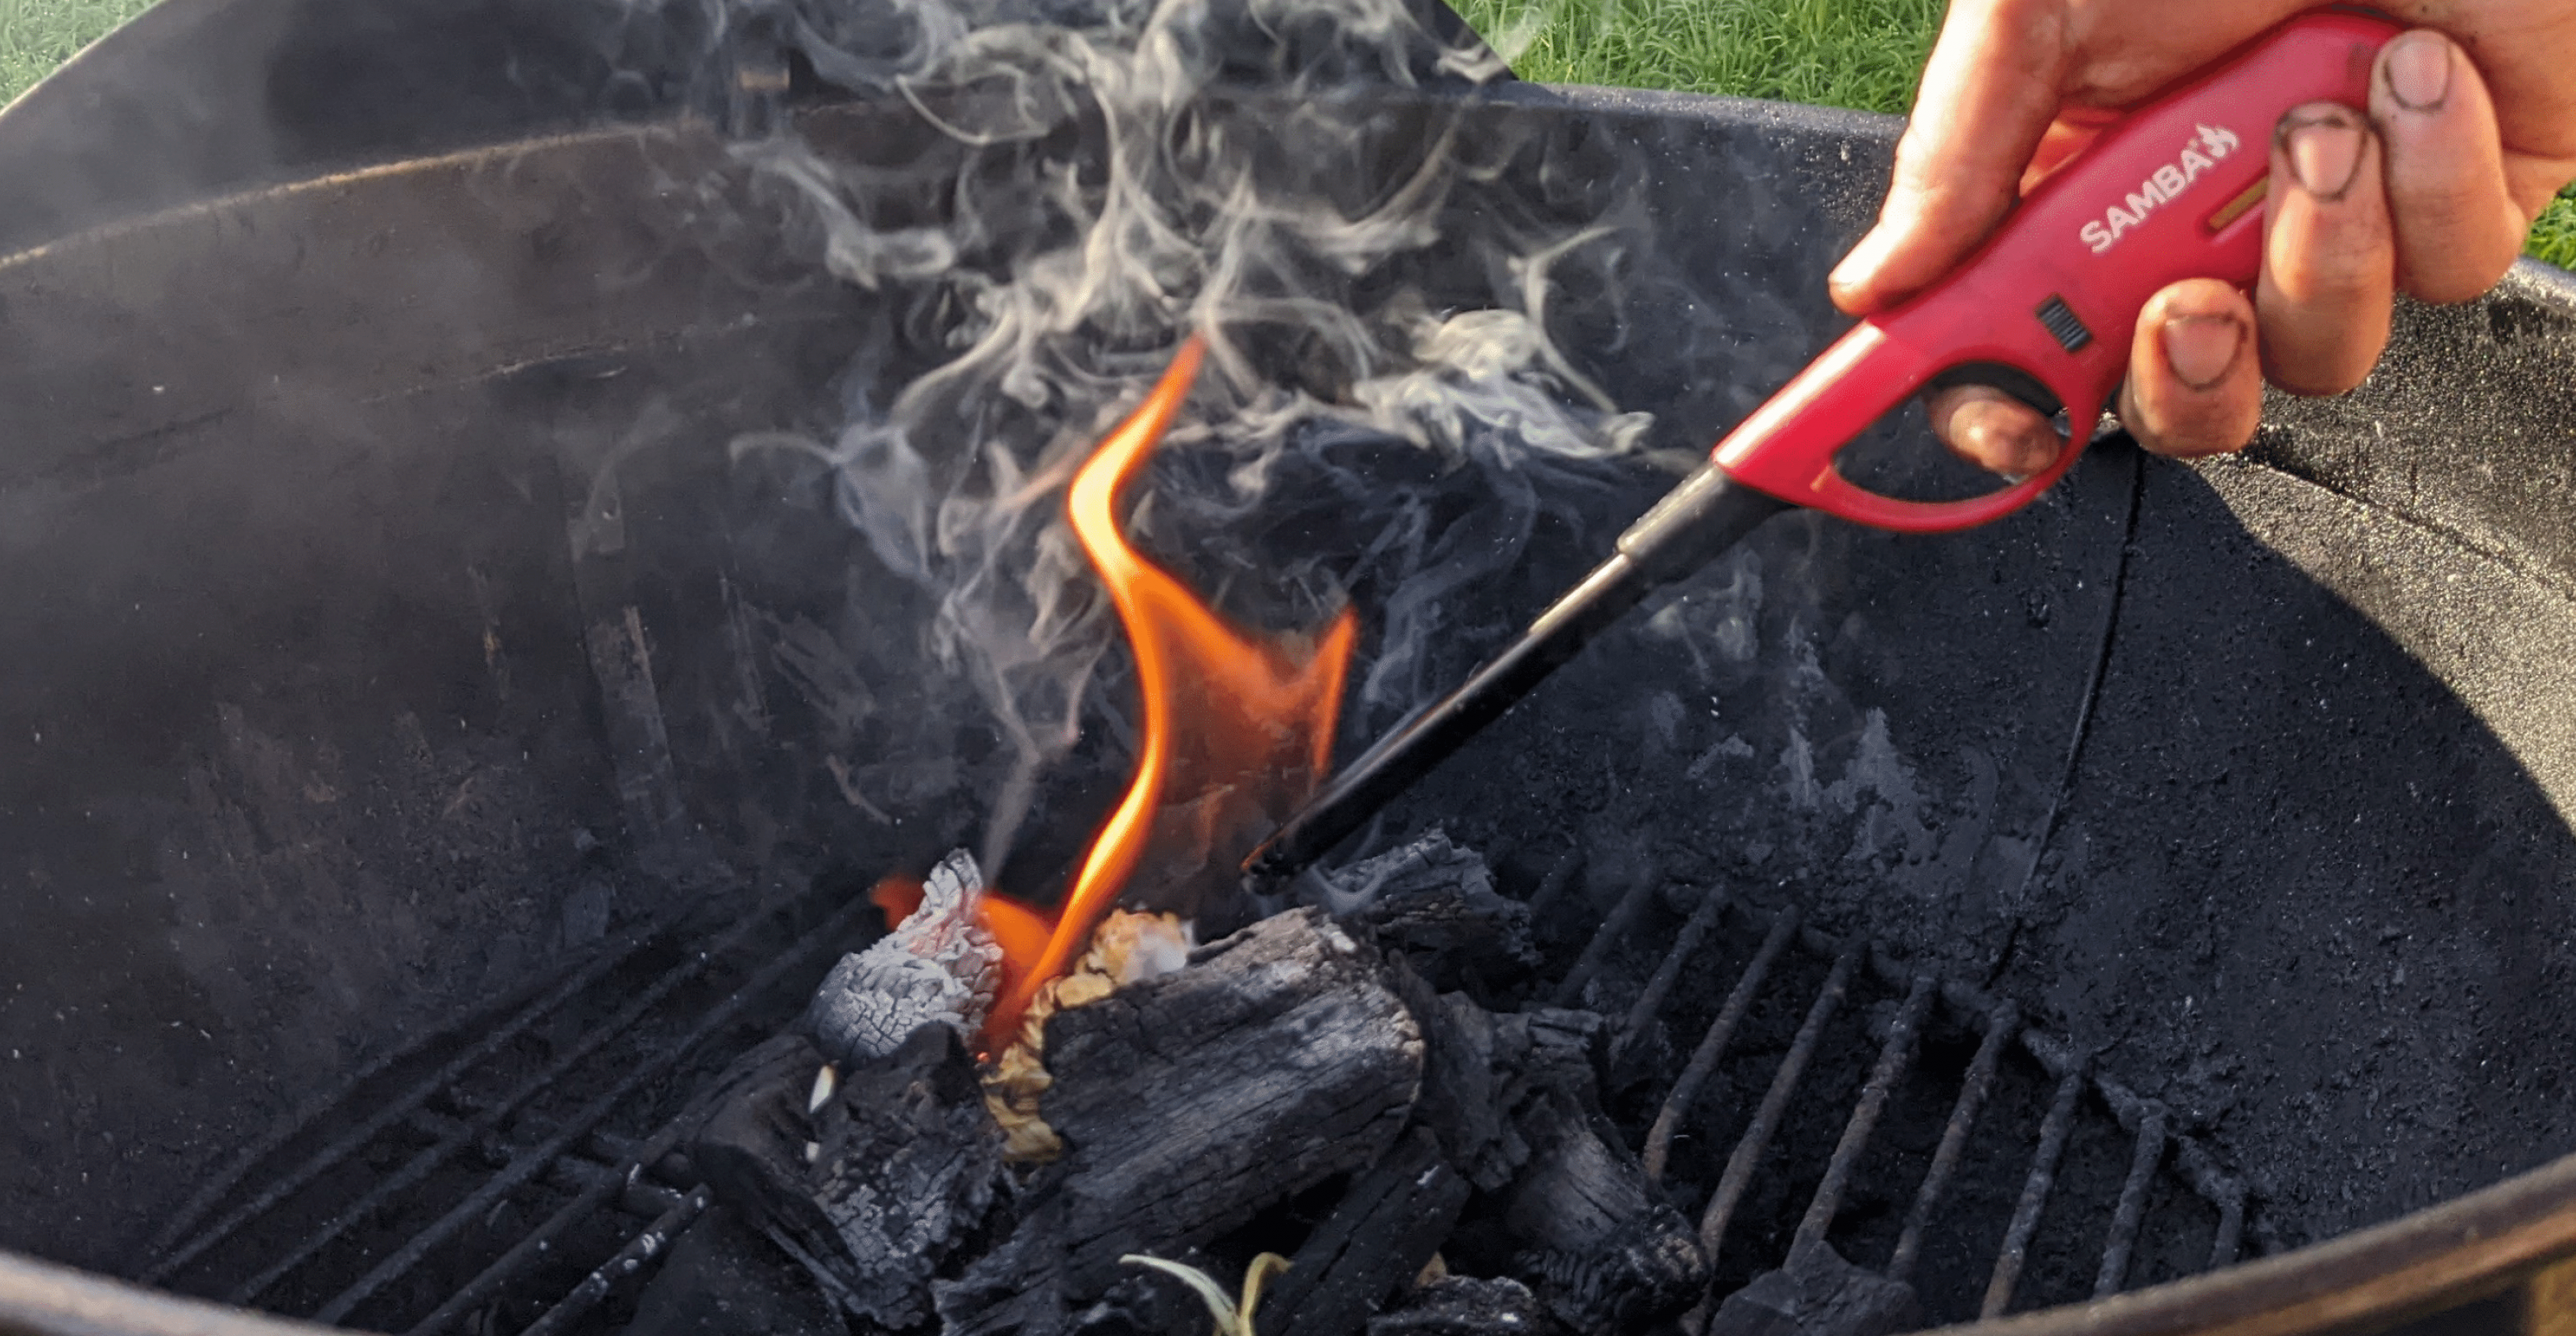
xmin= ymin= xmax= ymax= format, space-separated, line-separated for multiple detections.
xmin=2080 ymin=122 xmax=2243 ymax=254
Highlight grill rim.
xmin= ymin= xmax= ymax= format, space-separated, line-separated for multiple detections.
xmin=9 ymin=1131 xmax=2576 ymax=1336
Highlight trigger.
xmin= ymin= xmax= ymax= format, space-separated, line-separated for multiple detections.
xmin=1926 ymin=364 xmax=2062 ymax=420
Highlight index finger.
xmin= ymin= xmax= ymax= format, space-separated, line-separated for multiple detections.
xmin=1828 ymin=0 xmax=2072 ymax=316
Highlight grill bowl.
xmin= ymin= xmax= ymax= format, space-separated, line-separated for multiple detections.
xmin=4 ymin=4 xmax=2576 ymax=1331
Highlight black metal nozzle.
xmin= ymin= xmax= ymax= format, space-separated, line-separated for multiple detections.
xmin=1244 ymin=466 xmax=1787 ymax=886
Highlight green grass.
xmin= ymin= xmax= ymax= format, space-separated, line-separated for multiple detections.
xmin=1452 ymin=0 xmax=2576 ymax=269
xmin=0 ymin=0 xmax=149 ymax=107
xmin=0 ymin=0 xmax=2570 ymax=264
xmin=1455 ymin=0 xmax=1940 ymax=113
xmin=2532 ymin=186 xmax=2576 ymax=270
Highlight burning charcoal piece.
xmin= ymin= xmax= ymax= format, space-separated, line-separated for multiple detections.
xmin=1303 ymin=831 xmax=1539 ymax=989
xmin=937 ymin=909 xmax=1425 ymax=1336
xmin=1367 ymin=1276 xmax=1564 ymax=1336
xmin=686 ymin=1024 xmax=1007 ymax=1330
xmin=1257 ymin=1128 xmax=1471 ymax=1336
xmin=803 ymin=847 xmax=1001 ymax=1066
xmin=985 ymin=909 xmax=1197 ymax=1165
xmin=1703 ymin=1243 xmax=1921 ymax=1336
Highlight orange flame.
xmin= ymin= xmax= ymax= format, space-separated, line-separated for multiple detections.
xmin=973 ymin=335 xmax=1358 ymax=1047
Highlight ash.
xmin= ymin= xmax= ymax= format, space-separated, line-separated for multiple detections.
xmin=802 ymin=849 xmax=1001 ymax=1066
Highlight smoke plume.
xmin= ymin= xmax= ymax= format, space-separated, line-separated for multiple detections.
xmin=716 ymin=0 xmax=1686 ymax=872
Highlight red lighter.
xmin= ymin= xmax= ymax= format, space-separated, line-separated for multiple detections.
xmin=1250 ymin=10 xmax=2405 ymax=881
xmin=1715 ymin=9 xmax=2399 ymax=530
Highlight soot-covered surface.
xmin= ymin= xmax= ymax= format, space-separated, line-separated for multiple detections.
xmin=1393 ymin=269 xmax=2576 ymax=1255
xmin=5 ymin=47 xmax=2576 ymax=1301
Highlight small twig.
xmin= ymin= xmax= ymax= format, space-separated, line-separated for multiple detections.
xmin=1121 ymin=1251 xmax=1293 ymax=1336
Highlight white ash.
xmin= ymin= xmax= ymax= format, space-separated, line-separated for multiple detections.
xmin=803 ymin=849 xmax=1002 ymax=1066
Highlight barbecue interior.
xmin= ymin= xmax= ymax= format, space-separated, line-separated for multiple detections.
xmin=3 ymin=66 xmax=2576 ymax=1336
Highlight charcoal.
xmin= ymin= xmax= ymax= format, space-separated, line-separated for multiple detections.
xmin=621 ymin=1203 xmax=841 ymax=1336
xmin=802 ymin=847 xmax=1001 ymax=1066
xmin=1305 ymin=831 xmax=1538 ymax=988
xmin=1703 ymin=1243 xmax=1920 ymax=1336
xmin=674 ymin=1033 xmax=824 ymax=1247
xmin=1503 ymin=1091 xmax=1708 ymax=1336
xmin=685 ymin=1023 xmax=1006 ymax=1330
xmin=1367 ymin=1276 xmax=1564 ymax=1336
xmin=937 ymin=908 xmax=1425 ymax=1335
xmin=1068 ymin=1265 xmax=1235 ymax=1336
xmin=1389 ymin=963 xmax=1703 ymax=1335
xmin=1393 ymin=964 xmax=1602 ymax=1194
xmin=1257 ymin=1127 xmax=1471 ymax=1336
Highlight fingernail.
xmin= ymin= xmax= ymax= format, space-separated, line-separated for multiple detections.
xmin=2280 ymin=110 xmax=2366 ymax=201
xmin=2384 ymin=31 xmax=2453 ymax=113
xmin=2161 ymin=314 xmax=2244 ymax=390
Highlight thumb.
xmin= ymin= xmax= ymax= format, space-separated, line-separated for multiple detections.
xmin=1830 ymin=0 xmax=2074 ymax=315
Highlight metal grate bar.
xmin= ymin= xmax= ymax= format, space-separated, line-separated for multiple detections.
xmin=1886 ymin=1000 xmax=2018 ymax=1284
xmin=2094 ymin=1108 xmax=2170 ymax=1297
xmin=539 ymin=1154 xmax=686 ymax=1216
xmin=402 ymin=1112 xmax=661 ymax=1214
xmin=1981 ymin=1065 xmax=2090 ymax=1318
xmin=1550 ymin=871 xmax=1661 ymax=1007
xmin=228 ymin=893 xmax=801 ymax=1309
xmin=1615 ymin=884 xmax=1731 ymax=1059
xmin=514 ymin=1185 xmax=712 ymax=1336
xmin=2210 ymin=1186 xmax=2247 ymax=1270
xmin=144 ymin=955 xmax=602 ymax=1265
xmin=310 ymin=891 xmax=877 ymax=1326
xmin=1791 ymin=973 xmax=1937 ymax=1256
xmin=1698 ymin=946 xmax=1860 ymax=1264
xmin=145 ymin=938 xmax=648 ymax=1286
xmin=1521 ymin=849 xmax=1583 ymax=922
xmin=2173 ymin=1135 xmax=2268 ymax=1260
xmin=404 ymin=1124 xmax=689 ymax=1336
xmin=1644 ymin=909 xmax=1801 ymax=1183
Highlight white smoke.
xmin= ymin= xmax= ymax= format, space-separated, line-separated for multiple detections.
xmin=716 ymin=0 xmax=1685 ymax=868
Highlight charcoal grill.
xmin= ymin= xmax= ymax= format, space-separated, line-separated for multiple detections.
xmin=5 ymin=0 xmax=2576 ymax=1331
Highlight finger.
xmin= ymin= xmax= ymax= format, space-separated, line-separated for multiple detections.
xmin=2116 ymin=279 xmax=2261 ymax=457
xmin=1927 ymin=384 xmax=2062 ymax=477
xmin=1829 ymin=0 xmax=2071 ymax=316
xmin=2258 ymin=103 xmax=2394 ymax=398
xmin=2369 ymin=29 xmax=2529 ymax=304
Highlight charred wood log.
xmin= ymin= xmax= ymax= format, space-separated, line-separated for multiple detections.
xmin=683 ymin=1023 xmax=1007 ymax=1330
xmin=1366 ymin=1276 xmax=1564 ymax=1336
xmin=1256 ymin=1127 xmax=1470 ymax=1336
xmin=1390 ymin=965 xmax=1704 ymax=1336
xmin=938 ymin=908 xmax=1425 ymax=1336
xmin=1703 ymin=1243 xmax=1920 ymax=1336
xmin=1391 ymin=963 xmax=1602 ymax=1195
xmin=1502 ymin=1091 xmax=1707 ymax=1336
xmin=1302 ymin=831 xmax=1538 ymax=991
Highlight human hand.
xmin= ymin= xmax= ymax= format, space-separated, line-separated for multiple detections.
xmin=1830 ymin=0 xmax=2576 ymax=474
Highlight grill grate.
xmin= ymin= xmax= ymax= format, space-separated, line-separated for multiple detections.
xmin=140 ymin=880 xmax=878 ymax=1336
xmin=1546 ymin=856 xmax=2263 ymax=1325
xmin=147 ymin=843 xmax=2268 ymax=1334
